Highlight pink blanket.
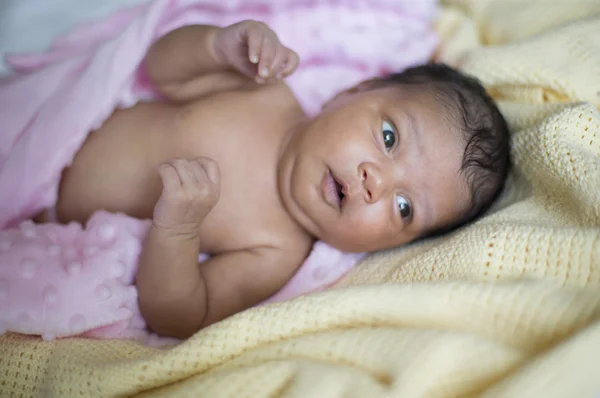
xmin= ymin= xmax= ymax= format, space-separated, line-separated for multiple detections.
xmin=0 ymin=0 xmax=437 ymax=344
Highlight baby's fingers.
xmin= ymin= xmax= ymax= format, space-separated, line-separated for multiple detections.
xmin=280 ymin=49 xmax=299 ymax=78
xmin=189 ymin=157 xmax=221 ymax=207
xmin=256 ymin=35 xmax=277 ymax=82
xmin=247 ymin=26 xmax=263 ymax=66
xmin=269 ymin=46 xmax=290 ymax=80
xmin=189 ymin=157 xmax=220 ymax=187
xmin=157 ymin=163 xmax=181 ymax=193
xmin=170 ymin=158 xmax=197 ymax=187
xmin=195 ymin=157 xmax=220 ymax=186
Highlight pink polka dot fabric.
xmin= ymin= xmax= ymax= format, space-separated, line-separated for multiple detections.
xmin=0 ymin=213 xmax=152 ymax=342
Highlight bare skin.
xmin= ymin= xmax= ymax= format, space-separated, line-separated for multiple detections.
xmin=45 ymin=21 xmax=471 ymax=339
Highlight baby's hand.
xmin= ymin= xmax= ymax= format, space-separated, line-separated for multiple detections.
xmin=153 ymin=157 xmax=220 ymax=236
xmin=213 ymin=20 xmax=299 ymax=84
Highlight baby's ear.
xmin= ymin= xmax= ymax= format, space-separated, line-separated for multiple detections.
xmin=322 ymin=78 xmax=382 ymax=109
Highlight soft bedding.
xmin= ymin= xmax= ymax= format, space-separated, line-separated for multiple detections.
xmin=1 ymin=0 xmax=600 ymax=397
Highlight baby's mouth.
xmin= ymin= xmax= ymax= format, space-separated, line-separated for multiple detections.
xmin=334 ymin=177 xmax=345 ymax=204
xmin=324 ymin=169 xmax=346 ymax=212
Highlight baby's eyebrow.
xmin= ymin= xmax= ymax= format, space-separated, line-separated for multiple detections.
xmin=417 ymin=185 xmax=434 ymax=230
xmin=407 ymin=111 xmax=421 ymax=142
xmin=408 ymin=111 xmax=432 ymax=230
xmin=395 ymin=109 xmax=422 ymax=157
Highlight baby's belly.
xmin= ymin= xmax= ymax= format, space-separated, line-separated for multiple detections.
xmin=55 ymin=102 xmax=179 ymax=225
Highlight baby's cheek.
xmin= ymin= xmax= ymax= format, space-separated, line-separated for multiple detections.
xmin=342 ymin=206 xmax=389 ymax=240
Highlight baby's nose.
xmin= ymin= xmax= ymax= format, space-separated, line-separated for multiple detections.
xmin=358 ymin=162 xmax=387 ymax=203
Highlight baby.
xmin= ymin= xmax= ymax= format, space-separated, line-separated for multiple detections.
xmin=39 ymin=21 xmax=510 ymax=339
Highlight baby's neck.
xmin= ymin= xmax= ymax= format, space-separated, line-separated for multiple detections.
xmin=275 ymin=116 xmax=317 ymax=239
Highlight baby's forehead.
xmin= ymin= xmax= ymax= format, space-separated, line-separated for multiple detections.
xmin=375 ymin=83 xmax=452 ymax=112
xmin=375 ymin=84 xmax=466 ymax=141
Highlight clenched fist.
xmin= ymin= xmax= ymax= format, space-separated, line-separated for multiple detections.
xmin=153 ymin=157 xmax=220 ymax=235
xmin=213 ymin=20 xmax=299 ymax=84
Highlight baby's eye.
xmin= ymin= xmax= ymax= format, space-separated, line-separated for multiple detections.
xmin=396 ymin=195 xmax=412 ymax=221
xmin=381 ymin=120 xmax=397 ymax=150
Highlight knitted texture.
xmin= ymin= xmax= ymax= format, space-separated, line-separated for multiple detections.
xmin=2 ymin=1 xmax=600 ymax=397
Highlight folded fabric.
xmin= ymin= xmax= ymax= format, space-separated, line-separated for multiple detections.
xmin=0 ymin=0 xmax=437 ymax=344
xmin=2 ymin=1 xmax=600 ymax=397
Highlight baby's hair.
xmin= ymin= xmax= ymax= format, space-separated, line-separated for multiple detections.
xmin=381 ymin=63 xmax=511 ymax=236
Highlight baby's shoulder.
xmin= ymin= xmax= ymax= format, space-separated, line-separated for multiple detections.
xmin=242 ymin=203 xmax=314 ymax=265
xmin=245 ymin=206 xmax=314 ymax=262
xmin=239 ymin=80 xmax=301 ymax=111
xmin=176 ymin=80 xmax=299 ymax=131
xmin=259 ymin=229 xmax=315 ymax=273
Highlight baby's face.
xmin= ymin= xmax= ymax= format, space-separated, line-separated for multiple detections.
xmin=278 ymin=83 xmax=472 ymax=252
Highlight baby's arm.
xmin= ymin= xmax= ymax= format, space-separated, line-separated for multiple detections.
xmin=144 ymin=21 xmax=299 ymax=101
xmin=136 ymin=158 xmax=298 ymax=339
xmin=139 ymin=239 xmax=298 ymax=339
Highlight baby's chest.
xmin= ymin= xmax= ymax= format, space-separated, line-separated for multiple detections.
xmin=194 ymin=169 xmax=297 ymax=253
xmin=195 ymin=141 xmax=291 ymax=252
xmin=173 ymin=89 xmax=289 ymax=162
xmin=174 ymin=101 xmax=295 ymax=253
xmin=196 ymin=203 xmax=290 ymax=254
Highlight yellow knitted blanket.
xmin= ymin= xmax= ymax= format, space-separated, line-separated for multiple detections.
xmin=2 ymin=1 xmax=600 ymax=397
